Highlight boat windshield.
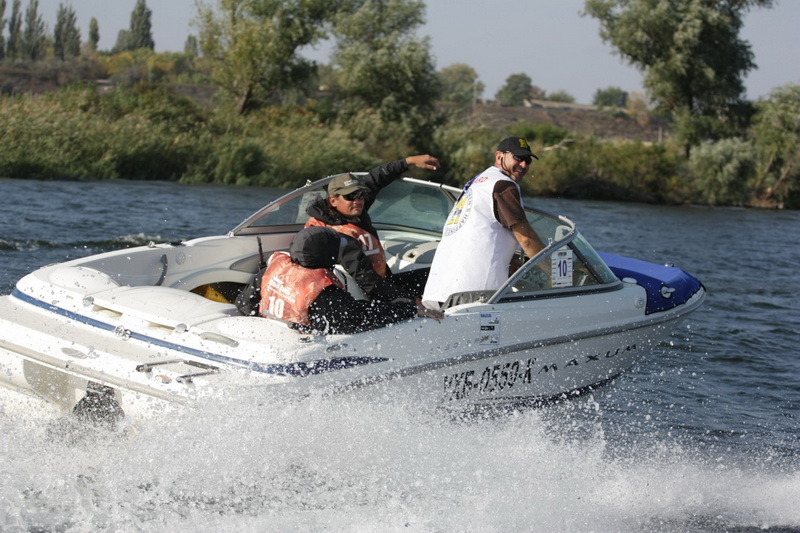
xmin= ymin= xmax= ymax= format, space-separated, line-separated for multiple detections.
xmin=231 ymin=175 xmax=456 ymax=235
xmin=369 ymin=180 xmax=454 ymax=232
xmin=490 ymin=211 xmax=620 ymax=303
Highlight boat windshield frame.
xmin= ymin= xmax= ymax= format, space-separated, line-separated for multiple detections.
xmin=488 ymin=216 xmax=621 ymax=305
xmin=230 ymin=176 xmax=621 ymax=302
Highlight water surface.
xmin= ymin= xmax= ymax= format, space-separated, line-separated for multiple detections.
xmin=1 ymin=178 xmax=798 ymax=532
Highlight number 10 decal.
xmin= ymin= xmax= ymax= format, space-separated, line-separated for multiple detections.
xmin=551 ymin=249 xmax=573 ymax=288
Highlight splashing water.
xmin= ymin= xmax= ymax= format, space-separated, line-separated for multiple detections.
xmin=2 ymin=386 xmax=798 ymax=532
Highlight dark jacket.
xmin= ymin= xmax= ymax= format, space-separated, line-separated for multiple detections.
xmin=304 ymin=286 xmax=416 ymax=335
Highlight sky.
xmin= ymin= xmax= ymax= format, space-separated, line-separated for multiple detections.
xmin=34 ymin=0 xmax=799 ymax=105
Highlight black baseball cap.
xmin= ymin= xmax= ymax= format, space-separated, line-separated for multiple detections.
xmin=497 ymin=137 xmax=539 ymax=160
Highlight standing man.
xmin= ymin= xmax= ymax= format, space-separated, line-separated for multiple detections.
xmin=305 ymin=154 xmax=440 ymax=297
xmin=422 ymin=137 xmax=546 ymax=309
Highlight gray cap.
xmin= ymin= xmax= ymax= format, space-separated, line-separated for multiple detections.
xmin=327 ymin=173 xmax=369 ymax=196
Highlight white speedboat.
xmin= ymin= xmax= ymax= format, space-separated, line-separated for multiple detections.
xmin=0 ymin=176 xmax=705 ymax=422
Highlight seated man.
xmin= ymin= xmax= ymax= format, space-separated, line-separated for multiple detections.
xmin=245 ymin=227 xmax=442 ymax=334
xmin=305 ymin=154 xmax=440 ymax=298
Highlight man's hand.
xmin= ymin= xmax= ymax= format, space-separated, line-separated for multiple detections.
xmin=416 ymin=298 xmax=444 ymax=322
xmin=406 ymin=154 xmax=440 ymax=170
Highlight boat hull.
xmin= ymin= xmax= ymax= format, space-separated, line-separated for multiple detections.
xmin=0 ymin=283 xmax=703 ymax=420
xmin=313 ymin=297 xmax=701 ymax=409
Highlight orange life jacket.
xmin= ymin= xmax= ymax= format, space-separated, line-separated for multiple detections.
xmin=305 ymin=217 xmax=388 ymax=278
xmin=259 ymin=252 xmax=344 ymax=326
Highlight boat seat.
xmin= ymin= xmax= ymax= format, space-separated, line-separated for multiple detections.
xmin=383 ymin=240 xmax=438 ymax=268
xmin=90 ymin=286 xmax=239 ymax=328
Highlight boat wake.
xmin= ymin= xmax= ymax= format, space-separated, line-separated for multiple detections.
xmin=1 ymin=233 xmax=164 ymax=253
xmin=1 ymin=386 xmax=798 ymax=532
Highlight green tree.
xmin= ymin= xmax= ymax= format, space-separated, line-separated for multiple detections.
xmin=54 ymin=2 xmax=80 ymax=60
xmin=6 ymin=0 xmax=22 ymax=59
xmin=495 ymin=73 xmax=532 ymax=106
xmin=112 ymin=29 xmax=131 ymax=53
xmin=0 ymin=0 xmax=7 ymax=59
xmin=688 ymin=137 xmax=754 ymax=206
xmin=439 ymin=63 xmax=485 ymax=105
xmin=584 ymin=0 xmax=774 ymax=153
xmin=330 ymin=0 xmax=439 ymax=120
xmin=88 ymin=16 xmax=99 ymax=52
xmin=593 ymin=86 xmax=628 ymax=107
xmin=626 ymin=91 xmax=651 ymax=125
xmin=129 ymin=0 xmax=154 ymax=50
xmin=22 ymin=0 xmax=46 ymax=61
xmin=546 ymin=89 xmax=576 ymax=103
xmin=751 ymin=83 xmax=800 ymax=208
xmin=196 ymin=0 xmax=337 ymax=114
xmin=184 ymin=34 xmax=199 ymax=56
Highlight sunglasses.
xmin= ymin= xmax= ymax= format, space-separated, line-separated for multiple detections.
xmin=341 ymin=190 xmax=367 ymax=201
xmin=508 ymin=152 xmax=532 ymax=165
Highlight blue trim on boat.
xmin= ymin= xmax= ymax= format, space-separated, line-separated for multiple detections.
xmin=10 ymin=289 xmax=388 ymax=377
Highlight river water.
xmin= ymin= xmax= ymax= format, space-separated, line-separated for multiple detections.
xmin=1 ymin=178 xmax=798 ymax=532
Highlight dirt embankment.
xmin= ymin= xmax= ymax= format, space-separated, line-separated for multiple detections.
xmin=454 ymin=100 xmax=669 ymax=143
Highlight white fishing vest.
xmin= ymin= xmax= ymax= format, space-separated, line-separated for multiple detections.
xmin=423 ymin=166 xmax=521 ymax=305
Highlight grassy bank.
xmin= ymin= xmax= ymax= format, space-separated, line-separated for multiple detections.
xmin=1 ymin=83 xmax=787 ymax=207
xmin=0 ymin=84 xmax=376 ymax=187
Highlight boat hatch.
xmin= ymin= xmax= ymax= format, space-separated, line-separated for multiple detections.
xmin=599 ymin=252 xmax=703 ymax=314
